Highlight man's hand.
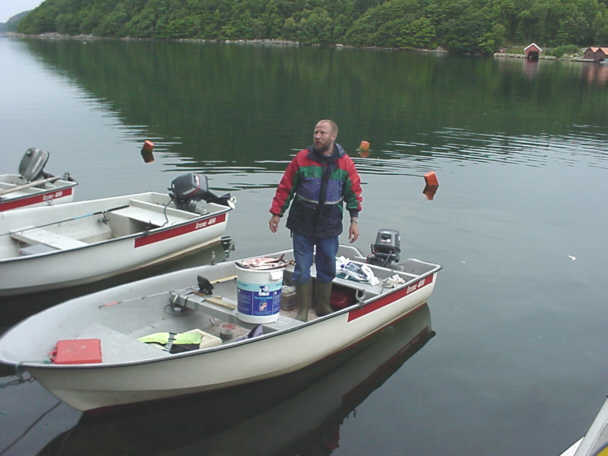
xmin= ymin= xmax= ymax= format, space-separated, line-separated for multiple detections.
xmin=349 ymin=219 xmax=359 ymax=243
xmin=269 ymin=214 xmax=280 ymax=233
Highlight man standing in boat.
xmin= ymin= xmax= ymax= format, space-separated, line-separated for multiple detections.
xmin=268 ymin=119 xmax=362 ymax=321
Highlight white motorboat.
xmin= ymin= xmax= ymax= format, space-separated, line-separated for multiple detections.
xmin=0 ymin=148 xmax=77 ymax=212
xmin=0 ymin=173 xmax=235 ymax=296
xmin=31 ymin=304 xmax=433 ymax=454
xmin=561 ymin=398 xmax=608 ymax=456
xmin=0 ymin=236 xmax=440 ymax=412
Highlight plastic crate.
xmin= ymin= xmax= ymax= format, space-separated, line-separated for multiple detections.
xmin=51 ymin=338 xmax=102 ymax=364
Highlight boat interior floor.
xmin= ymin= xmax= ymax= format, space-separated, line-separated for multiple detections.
xmin=4 ymin=197 xmax=217 ymax=257
xmin=53 ymin=256 xmax=436 ymax=364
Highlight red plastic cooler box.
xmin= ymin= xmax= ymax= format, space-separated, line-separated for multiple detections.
xmin=50 ymin=338 xmax=102 ymax=364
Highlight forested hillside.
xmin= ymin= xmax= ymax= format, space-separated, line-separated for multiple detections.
xmin=2 ymin=10 xmax=30 ymax=32
xmin=17 ymin=0 xmax=608 ymax=54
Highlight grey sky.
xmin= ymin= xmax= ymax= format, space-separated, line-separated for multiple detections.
xmin=1 ymin=0 xmax=42 ymax=23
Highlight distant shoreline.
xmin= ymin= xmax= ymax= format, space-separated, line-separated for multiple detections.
xmin=6 ymin=31 xmax=450 ymax=55
xmin=8 ymin=32 xmax=601 ymax=63
xmin=492 ymin=52 xmax=597 ymax=63
xmin=493 ymin=52 xmax=557 ymax=61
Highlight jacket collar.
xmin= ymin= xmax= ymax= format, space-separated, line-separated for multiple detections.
xmin=306 ymin=143 xmax=345 ymax=162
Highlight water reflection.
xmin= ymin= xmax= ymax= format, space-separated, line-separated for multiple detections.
xmin=408 ymin=127 xmax=608 ymax=170
xmin=582 ymin=62 xmax=608 ymax=86
xmin=29 ymin=305 xmax=433 ymax=456
xmin=522 ymin=59 xmax=540 ymax=80
xmin=423 ymin=184 xmax=439 ymax=200
xmin=16 ymin=38 xmax=608 ymax=174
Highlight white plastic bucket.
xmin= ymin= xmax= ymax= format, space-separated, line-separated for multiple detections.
xmin=235 ymin=263 xmax=284 ymax=324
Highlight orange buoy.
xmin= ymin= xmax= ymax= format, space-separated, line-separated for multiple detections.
xmin=424 ymin=171 xmax=438 ymax=187
xmin=140 ymin=140 xmax=155 ymax=163
xmin=423 ymin=184 xmax=438 ymax=200
xmin=357 ymin=140 xmax=371 ymax=158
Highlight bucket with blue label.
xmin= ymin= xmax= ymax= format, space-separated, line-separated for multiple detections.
xmin=235 ymin=256 xmax=287 ymax=324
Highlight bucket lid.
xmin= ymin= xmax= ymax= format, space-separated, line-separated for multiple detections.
xmin=236 ymin=256 xmax=287 ymax=270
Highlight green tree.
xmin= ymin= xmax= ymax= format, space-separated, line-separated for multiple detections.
xmin=56 ymin=13 xmax=79 ymax=34
xmin=282 ymin=16 xmax=298 ymax=40
xmin=94 ymin=4 xmax=129 ymax=36
xmin=297 ymin=7 xmax=333 ymax=44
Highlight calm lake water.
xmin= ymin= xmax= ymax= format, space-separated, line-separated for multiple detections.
xmin=1 ymin=35 xmax=608 ymax=455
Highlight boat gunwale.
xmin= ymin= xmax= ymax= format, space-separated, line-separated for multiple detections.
xmin=2 ymin=255 xmax=441 ymax=370
xmin=0 ymin=174 xmax=78 ymax=201
xmin=0 ymin=181 xmax=78 ymax=200
xmin=0 ymin=196 xmax=233 ymax=264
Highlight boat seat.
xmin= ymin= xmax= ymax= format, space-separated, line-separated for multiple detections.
xmin=111 ymin=199 xmax=196 ymax=227
xmin=11 ymin=228 xmax=87 ymax=250
xmin=18 ymin=243 xmax=57 ymax=256
xmin=263 ymin=314 xmax=302 ymax=331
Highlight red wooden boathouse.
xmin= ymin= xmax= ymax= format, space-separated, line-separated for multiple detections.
xmin=524 ymin=43 xmax=542 ymax=61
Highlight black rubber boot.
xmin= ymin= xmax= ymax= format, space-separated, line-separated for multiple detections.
xmin=295 ymin=281 xmax=313 ymax=322
xmin=314 ymin=281 xmax=333 ymax=316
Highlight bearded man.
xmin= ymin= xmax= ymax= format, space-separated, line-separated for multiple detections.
xmin=268 ymin=119 xmax=362 ymax=321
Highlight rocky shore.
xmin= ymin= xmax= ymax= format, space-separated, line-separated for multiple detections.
xmin=493 ymin=52 xmax=556 ymax=60
xmin=6 ymin=32 xmax=449 ymax=55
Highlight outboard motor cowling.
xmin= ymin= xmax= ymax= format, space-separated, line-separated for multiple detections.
xmin=366 ymin=229 xmax=401 ymax=267
xmin=19 ymin=148 xmax=50 ymax=182
xmin=169 ymin=173 xmax=233 ymax=212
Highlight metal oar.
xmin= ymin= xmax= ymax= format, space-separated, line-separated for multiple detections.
xmin=0 ymin=175 xmax=62 ymax=197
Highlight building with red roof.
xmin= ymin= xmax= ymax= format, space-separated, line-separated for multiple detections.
xmin=584 ymin=47 xmax=608 ymax=62
xmin=524 ymin=43 xmax=542 ymax=60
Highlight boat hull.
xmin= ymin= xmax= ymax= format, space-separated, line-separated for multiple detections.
xmin=0 ymin=234 xmax=223 ymax=296
xmin=0 ymin=192 xmax=231 ymax=296
xmin=29 ymin=274 xmax=436 ymax=411
xmin=0 ymin=246 xmax=440 ymax=412
xmin=0 ymin=174 xmax=77 ymax=212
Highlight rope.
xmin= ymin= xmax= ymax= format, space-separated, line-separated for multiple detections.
xmin=0 ymin=400 xmax=62 ymax=456
xmin=161 ymin=197 xmax=172 ymax=227
xmin=0 ymin=364 xmax=72 ymax=455
xmin=0 ymin=368 xmax=35 ymax=389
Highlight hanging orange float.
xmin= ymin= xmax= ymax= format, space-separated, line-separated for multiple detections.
xmin=140 ymin=140 xmax=155 ymax=163
xmin=357 ymin=140 xmax=371 ymax=158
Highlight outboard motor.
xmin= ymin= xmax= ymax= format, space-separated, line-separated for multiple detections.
xmin=18 ymin=148 xmax=50 ymax=182
xmin=366 ymin=229 xmax=401 ymax=268
xmin=169 ymin=173 xmax=234 ymax=212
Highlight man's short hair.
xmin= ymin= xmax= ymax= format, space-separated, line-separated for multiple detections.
xmin=318 ymin=119 xmax=339 ymax=136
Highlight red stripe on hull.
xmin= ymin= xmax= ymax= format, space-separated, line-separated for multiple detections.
xmin=134 ymin=213 xmax=226 ymax=248
xmin=0 ymin=187 xmax=73 ymax=212
xmin=347 ymin=274 xmax=434 ymax=322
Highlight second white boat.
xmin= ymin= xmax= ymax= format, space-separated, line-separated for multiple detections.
xmin=0 ymin=173 xmax=235 ymax=296
xmin=0 ymin=148 xmax=77 ymax=212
